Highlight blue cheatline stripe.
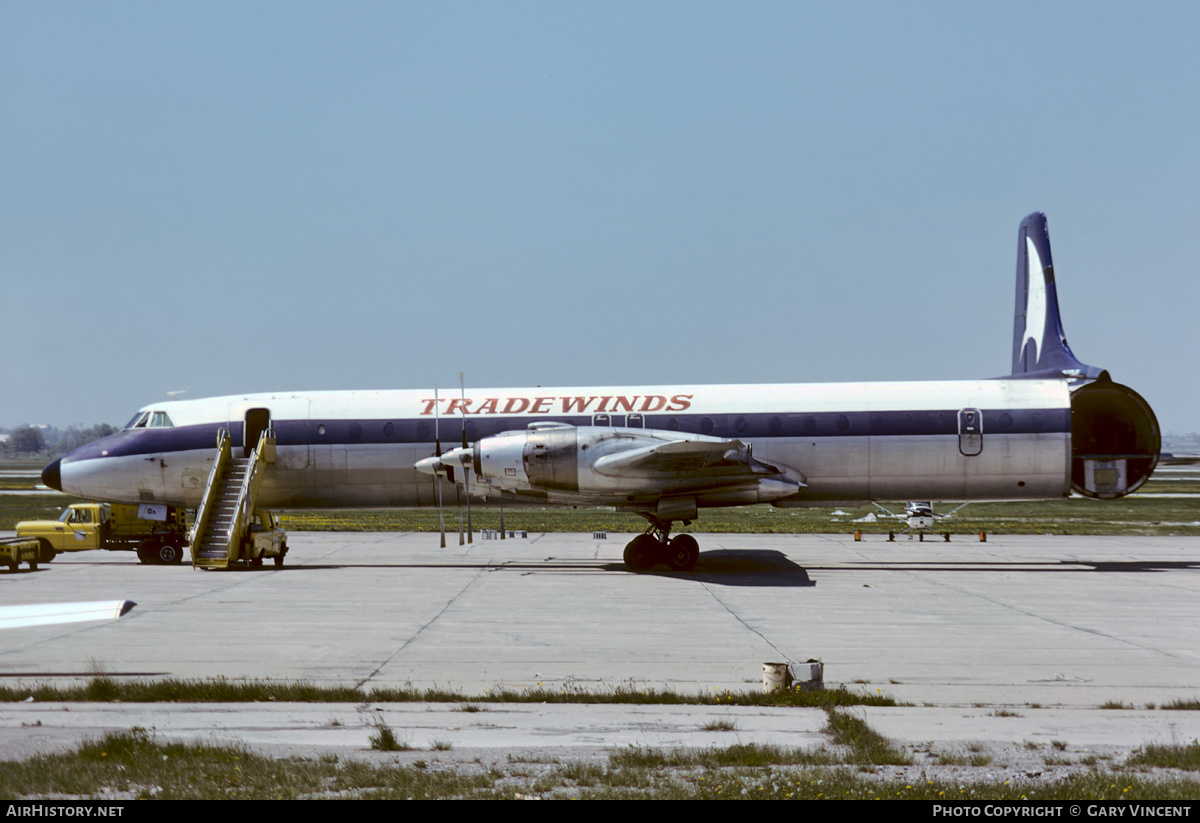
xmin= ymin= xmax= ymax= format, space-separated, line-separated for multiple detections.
xmin=65 ymin=407 xmax=1070 ymax=462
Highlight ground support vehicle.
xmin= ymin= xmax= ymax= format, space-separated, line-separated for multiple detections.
xmin=238 ymin=508 xmax=288 ymax=568
xmin=190 ymin=427 xmax=287 ymax=569
xmin=15 ymin=502 xmax=187 ymax=565
xmin=0 ymin=537 xmax=41 ymax=571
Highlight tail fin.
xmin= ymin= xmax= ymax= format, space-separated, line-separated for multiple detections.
xmin=1011 ymin=212 xmax=1103 ymax=379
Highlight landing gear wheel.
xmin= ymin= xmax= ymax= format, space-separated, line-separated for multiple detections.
xmin=666 ymin=534 xmax=699 ymax=572
xmin=157 ymin=543 xmax=182 ymax=565
xmin=36 ymin=539 xmax=56 ymax=564
xmin=623 ymin=534 xmax=660 ymax=572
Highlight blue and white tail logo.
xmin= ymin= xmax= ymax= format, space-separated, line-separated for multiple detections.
xmin=1010 ymin=212 xmax=1101 ymax=379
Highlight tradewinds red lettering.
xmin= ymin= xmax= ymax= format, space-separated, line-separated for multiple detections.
xmin=561 ymin=396 xmax=597 ymax=413
xmin=668 ymin=394 xmax=693 ymax=411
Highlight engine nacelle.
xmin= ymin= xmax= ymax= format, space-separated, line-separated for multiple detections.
xmin=469 ymin=424 xmax=800 ymax=502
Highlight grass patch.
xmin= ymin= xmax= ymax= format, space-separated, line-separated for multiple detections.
xmin=0 ymin=727 xmax=491 ymax=799
xmin=368 ymin=718 xmax=408 ymax=752
xmin=609 ymin=742 xmax=837 ymax=769
xmin=1127 ymin=741 xmax=1200 ymax=771
xmin=823 ymin=708 xmax=911 ymax=765
xmin=700 ymin=719 xmax=738 ymax=732
xmin=271 ymin=495 xmax=1200 ymax=537
xmin=0 ymin=677 xmax=901 ymax=708
xmin=1162 ymin=699 xmax=1200 ymax=711
xmin=7 ymin=467 xmax=1198 ymax=534
xmin=5 ymin=728 xmax=1200 ymax=800
xmin=1100 ymin=700 xmax=1132 ymax=710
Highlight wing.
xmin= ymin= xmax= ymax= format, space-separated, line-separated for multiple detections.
xmin=592 ymin=438 xmax=749 ymax=477
xmin=0 ymin=600 xmax=136 ymax=630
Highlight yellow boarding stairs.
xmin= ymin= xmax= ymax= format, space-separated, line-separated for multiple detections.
xmin=189 ymin=427 xmax=276 ymax=570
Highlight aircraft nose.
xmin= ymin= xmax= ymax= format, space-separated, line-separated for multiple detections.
xmin=41 ymin=458 xmax=62 ymax=492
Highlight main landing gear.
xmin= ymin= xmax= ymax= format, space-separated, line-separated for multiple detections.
xmin=622 ymin=522 xmax=699 ymax=573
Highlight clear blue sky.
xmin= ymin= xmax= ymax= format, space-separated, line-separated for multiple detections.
xmin=2 ymin=1 xmax=1197 ymax=434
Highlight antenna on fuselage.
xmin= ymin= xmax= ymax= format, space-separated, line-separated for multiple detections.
xmin=166 ymin=390 xmax=187 ymax=402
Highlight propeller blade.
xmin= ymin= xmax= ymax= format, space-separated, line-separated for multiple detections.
xmin=460 ymin=372 xmax=473 ymax=544
xmin=437 ymin=473 xmax=446 ymax=548
xmin=434 ymin=385 xmax=447 ymax=548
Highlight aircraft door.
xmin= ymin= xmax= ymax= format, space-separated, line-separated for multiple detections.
xmin=244 ymin=408 xmax=271 ymax=458
xmin=958 ymin=408 xmax=982 ymax=456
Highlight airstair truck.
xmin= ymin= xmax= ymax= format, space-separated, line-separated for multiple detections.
xmin=189 ymin=426 xmax=288 ymax=570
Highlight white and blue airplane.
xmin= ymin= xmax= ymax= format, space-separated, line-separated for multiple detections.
xmin=42 ymin=214 xmax=1160 ymax=571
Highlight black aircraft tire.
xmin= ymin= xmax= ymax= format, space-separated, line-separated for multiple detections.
xmin=666 ymin=534 xmax=699 ymax=572
xmin=623 ymin=534 xmax=660 ymax=573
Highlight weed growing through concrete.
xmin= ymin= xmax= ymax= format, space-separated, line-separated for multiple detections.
xmin=368 ymin=718 xmax=408 ymax=752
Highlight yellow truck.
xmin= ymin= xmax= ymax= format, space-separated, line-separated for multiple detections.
xmin=239 ymin=508 xmax=288 ymax=568
xmin=16 ymin=502 xmax=188 ymax=565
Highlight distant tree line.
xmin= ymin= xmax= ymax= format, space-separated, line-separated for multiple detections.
xmin=1 ymin=424 xmax=117 ymax=458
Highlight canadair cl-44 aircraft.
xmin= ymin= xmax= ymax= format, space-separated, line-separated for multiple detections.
xmin=42 ymin=214 xmax=1160 ymax=571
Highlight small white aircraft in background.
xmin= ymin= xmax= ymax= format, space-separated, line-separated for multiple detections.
xmin=872 ymin=501 xmax=971 ymax=538
xmin=0 ymin=601 xmax=136 ymax=630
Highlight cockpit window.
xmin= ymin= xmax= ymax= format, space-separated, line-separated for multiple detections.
xmin=124 ymin=410 xmax=175 ymax=429
xmin=125 ymin=411 xmax=150 ymax=429
xmin=149 ymin=411 xmax=175 ymax=428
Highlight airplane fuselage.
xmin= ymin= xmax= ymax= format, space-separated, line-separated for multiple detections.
xmin=54 ymin=378 xmax=1080 ymax=510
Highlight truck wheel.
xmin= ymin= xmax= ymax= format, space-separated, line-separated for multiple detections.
xmin=6 ymin=561 xmax=15 ymax=572
xmin=36 ymin=539 xmax=57 ymax=564
xmin=273 ymin=545 xmax=285 ymax=568
xmin=28 ymin=559 xmax=37 ymax=571
xmin=157 ymin=543 xmax=183 ymax=565
xmin=136 ymin=543 xmax=158 ymax=565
